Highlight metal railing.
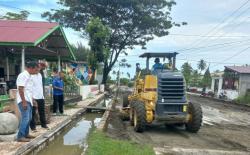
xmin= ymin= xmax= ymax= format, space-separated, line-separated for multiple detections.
xmin=64 ymin=85 xmax=80 ymax=97
xmin=44 ymin=85 xmax=80 ymax=100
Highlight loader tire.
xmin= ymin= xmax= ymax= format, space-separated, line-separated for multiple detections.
xmin=133 ymin=101 xmax=146 ymax=132
xmin=129 ymin=106 xmax=134 ymax=126
xmin=185 ymin=102 xmax=202 ymax=133
xmin=122 ymin=94 xmax=129 ymax=108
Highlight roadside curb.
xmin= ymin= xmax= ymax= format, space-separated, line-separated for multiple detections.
xmin=96 ymin=85 xmax=117 ymax=132
xmin=97 ymin=100 xmax=116 ymax=132
xmin=13 ymin=94 xmax=106 ymax=155
xmin=97 ymin=108 xmax=110 ymax=132
xmin=64 ymin=95 xmax=82 ymax=105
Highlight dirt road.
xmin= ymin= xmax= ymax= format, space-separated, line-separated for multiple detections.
xmin=107 ymin=94 xmax=250 ymax=155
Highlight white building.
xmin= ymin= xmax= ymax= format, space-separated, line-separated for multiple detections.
xmin=211 ymin=66 xmax=250 ymax=100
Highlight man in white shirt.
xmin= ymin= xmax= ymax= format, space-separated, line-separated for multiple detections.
xmin=30 ymin=63 xmax=48 ymax=130
xmin=16 ymin=61 xmax=38 ymax=142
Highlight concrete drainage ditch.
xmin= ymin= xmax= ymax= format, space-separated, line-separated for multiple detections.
xmin=22 ymin=97 xmax=113 ymax=155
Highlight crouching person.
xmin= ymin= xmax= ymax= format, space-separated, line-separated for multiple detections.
xmin=16 ymin=61 xmax=38 ymax=142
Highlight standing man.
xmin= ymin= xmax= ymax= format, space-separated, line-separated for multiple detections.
xmin=52 ymin=71 xmax=64 ymax=115
xmin=30 ymin=63 xmax=49 ymax=130
xmin=16 ymin=61 xmax=38 ymax=142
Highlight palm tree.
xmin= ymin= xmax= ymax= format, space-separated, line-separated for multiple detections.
xmin=197 ymin=59 xmax=207 ymax=74
xmin=181 ymin=62 xmax=193 ymax=86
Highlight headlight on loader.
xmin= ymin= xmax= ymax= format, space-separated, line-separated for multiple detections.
xmin=183 ymin=105 xmax=187 ymax=112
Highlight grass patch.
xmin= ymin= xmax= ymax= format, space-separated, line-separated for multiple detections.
xmin=234 ymin=92 xmax=250 ymax=105
xmin=86 ymin=130 xmax=155 ymax=155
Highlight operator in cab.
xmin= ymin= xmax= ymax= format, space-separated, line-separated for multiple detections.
xmin=152 ymin=58 xmax=163 ymax=73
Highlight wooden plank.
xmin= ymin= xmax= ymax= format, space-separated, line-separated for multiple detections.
xmin=85 ymin=106 xmax=107 ymax=111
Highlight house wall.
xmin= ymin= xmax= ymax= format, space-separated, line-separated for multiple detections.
xmin=239 ymin=74 xmax=250 ymax=96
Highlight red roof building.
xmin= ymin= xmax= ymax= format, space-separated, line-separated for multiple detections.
xmin=0 ymin=20 xmax=58 ymax=44
xmin=0 ymin=20 xmax=75 ymax=83
xmin=225 ymin=66 xmax=250 ymax=74
xmin=0 ymin=20 xmax=75 ymax=59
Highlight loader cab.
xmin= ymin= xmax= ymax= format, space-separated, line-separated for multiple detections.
xmin=139 ymin=52 xmax=178 ymax=73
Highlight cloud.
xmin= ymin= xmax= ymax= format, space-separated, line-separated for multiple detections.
xmin=63 ymin=28 xmax=89 ymax=46
xmin=37 ymin=0 xmax=58 ymax=5
xmin=37 ymin=0 xmax=47 ymax=5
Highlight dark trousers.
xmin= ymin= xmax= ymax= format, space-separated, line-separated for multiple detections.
xmin=30 ymin=106 xmax=36 ymax=130
xmin=53 ymin=95 xmax=64 ymax=114
xmin=30 ymin=99 xmax=47 ymax=129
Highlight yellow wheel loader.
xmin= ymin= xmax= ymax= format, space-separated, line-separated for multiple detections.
xmin=122 ymin=52 xmax=202 ymax=133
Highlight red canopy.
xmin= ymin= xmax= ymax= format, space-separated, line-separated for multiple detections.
xmin=0 ymin=20 xmax=75 ymax=60
xmin=0 ymin=20 xmax=58 ymax=44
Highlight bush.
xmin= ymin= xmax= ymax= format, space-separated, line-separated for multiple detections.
xmin=235 ymin=92 xmax=250 ymax=105
xmin=92 ymin=80 xmax=99 ymax=85
xmin=120 ymin=78 xmax=130 ymax=86
xmin=107 ymin=76 xmax=116 ymax=85
xmin=128 ymin=81 xmax=134 ymax=88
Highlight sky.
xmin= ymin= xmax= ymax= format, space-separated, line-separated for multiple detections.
xmin=0 ymin=0 xmax=250 ymax=78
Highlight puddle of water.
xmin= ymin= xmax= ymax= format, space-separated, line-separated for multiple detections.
xmin=37 ymin=113 xmax=103 ymax=155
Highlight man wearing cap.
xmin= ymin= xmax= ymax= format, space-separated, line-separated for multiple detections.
xmin=30 ymin=62 xmax=49 ymax=131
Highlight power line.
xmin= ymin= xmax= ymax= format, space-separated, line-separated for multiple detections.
xmin=119 ymin=39 xmax=250 ymax=58
xmin=175 ymin=0 xmax=250 ymax=52
xmin=168 ymin=33 xmax=250 ymax=38
xmin=183 ymin=38 xmax=250 ymax=57
xmin=122 ymin=58 xmax=244 ymax=65
xmin=221 ymin=46 xmax=250 ymax=62
xmin=210 ymin=45 xmax=250 ymax=68
xmin=194 ymin=6 xmax=250 ymax=49
xmin=169 ymin=39 xmax=250 ymax=53
xmin=191 ymin=0 xmax=250 ymax=46
xmin=202 ymin=16 xmax=250 ymax=48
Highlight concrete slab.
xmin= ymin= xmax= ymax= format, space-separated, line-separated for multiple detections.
xmin=0 ymin=133 xmax=16 ymax=142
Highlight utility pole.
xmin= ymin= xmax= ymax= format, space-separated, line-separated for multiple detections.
xmin=115 ymin=62 xmax=121 ymax=101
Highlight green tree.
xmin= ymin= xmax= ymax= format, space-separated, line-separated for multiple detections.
xmin=71 ymin=42 xmax=91 ymax=61
xmin=201 ymin=67 xmax=212 ymax=88
xmin=120 ymin=78 xmax=130 ymax=86
xmin=119 ymin=59 xmax=131 ymax=69
xmin=86 ymin=17 xmax=110 ymax=84
xmin=127 ymin=72 xmax=131 ymax=79
xmin=197 ymin=59 xmax=207 ymax=74
xmin=0 ymin=11 xmax=30 ymax=20
xmin=181 ymin=62 xmax=193 ymax=86
xmin=42 ymin=0 xmax=182 ymax=84
xmin=190 ymin=69 xmax=200 ymax=87
xmin=106 ymin=75 xmax=116 ymax=85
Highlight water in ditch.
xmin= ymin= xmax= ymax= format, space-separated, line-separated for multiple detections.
xmin=37 ymin=112 xmax=103 ymax=155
